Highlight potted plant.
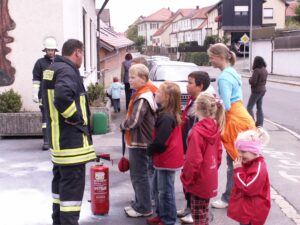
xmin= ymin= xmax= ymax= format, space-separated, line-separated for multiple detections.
xmin=86 ymin=83 xmax=110 ymax=132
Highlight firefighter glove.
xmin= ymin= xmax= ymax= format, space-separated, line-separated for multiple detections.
xmin=32 ymin=82 xmax=40 ymax=103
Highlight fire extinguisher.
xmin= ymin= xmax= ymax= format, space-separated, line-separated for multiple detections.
xmin=90 ymin=154 xmax=111 ymax=215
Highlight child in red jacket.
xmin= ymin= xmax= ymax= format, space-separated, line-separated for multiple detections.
xmin=181 ymin=93 xmax=225 ymax=225
xmin=146 ymin=81 xmax=184 ymax=225
xmin=227 ymin=128 xmax=271 ymax=225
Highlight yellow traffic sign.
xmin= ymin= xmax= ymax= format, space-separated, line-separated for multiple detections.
xmin=240 ymin=34 xmax=249 ymax=44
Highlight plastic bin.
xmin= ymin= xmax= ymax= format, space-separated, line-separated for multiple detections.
xmin=93 ymin=112 xmax=107 ymax=134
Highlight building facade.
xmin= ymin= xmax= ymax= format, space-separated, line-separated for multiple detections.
xmin=137 ymin=8 xmax=173 ymax=46
xmin=263 ymin=0 xmax=288 ymax=29
xmin=0 ymin=0 xmax=98 ymax=111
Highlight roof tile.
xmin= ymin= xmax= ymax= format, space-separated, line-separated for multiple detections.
xmin=99 ymin=20 xmax=133 ymax=49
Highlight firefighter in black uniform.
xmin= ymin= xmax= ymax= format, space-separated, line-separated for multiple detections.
xmin=42 ymin=39 xmax=96 ymax=225
xmin=32 ymin=37 xmax=58 ymax=150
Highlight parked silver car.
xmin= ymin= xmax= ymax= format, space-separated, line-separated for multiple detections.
xmin=145 ymin=55 xmax=170 ymax=71
xmin=149 ymin=60 xmax=216 ymax=109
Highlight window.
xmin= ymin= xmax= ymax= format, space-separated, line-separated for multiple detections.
xmin=264 ymin=8 xmax=273 ymax=19
xmin=150 ymin=23 xmax=159 ymax=30
xmin=173 ymin=22 xmax=178 ymax=31
xmin=234 ymin=5 xmax=249 ymax=16
xmin=82 ymin=8 xmax=86 ymax=70
xmin=90 ymin=19 xmax=93 ymax=68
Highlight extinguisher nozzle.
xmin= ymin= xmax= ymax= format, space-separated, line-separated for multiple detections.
xmin=97 ymin=153 xmax=111 ymax=161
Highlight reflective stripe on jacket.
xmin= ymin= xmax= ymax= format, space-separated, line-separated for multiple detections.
xmin=42 ymin=55 xmax=96 ymax=165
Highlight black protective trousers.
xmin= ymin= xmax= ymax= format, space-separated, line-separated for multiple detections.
xmin=52 ymin=164 xmax=86 ymax=225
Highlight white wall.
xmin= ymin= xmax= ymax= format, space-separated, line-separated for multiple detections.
xmin=273 ymin=49 xmax=300 ymax=77
xmin=1 ymin=0 xmax=97 ymax=111
xmin=252 ymin=40 xmax=300 ymax=77
xmin=63 ymin=0 xmax=98 ymax=86
xmin=252 ymin=40 xmax=273 ymax=72
xmin=7 ymin=0 xmax=63 ymax=111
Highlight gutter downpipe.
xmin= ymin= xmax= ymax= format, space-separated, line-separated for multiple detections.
xmin=97 ymin=0 xmax=110 ymax=81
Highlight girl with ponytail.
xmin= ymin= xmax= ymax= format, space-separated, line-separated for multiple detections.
xmin=180 ymin=92 xmax=225 ymax=225
xmin=207 ymin=43 xmax=255 ymax=209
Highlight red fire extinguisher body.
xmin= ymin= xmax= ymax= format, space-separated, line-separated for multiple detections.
xmin=90 ymin=162 xmax=109 ymax=215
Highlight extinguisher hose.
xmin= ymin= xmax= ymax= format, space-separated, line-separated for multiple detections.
xmin=122 ymin=130 xmax=126 ymax=169
xmin=122 ymin=130 xmax=126 ymax=156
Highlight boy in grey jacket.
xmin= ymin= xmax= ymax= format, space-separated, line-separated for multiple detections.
xmin=121 ymin=64 xmax=156 ymax=218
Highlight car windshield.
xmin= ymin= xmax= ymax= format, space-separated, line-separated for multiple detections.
xmin=155 ymin=65 xmax=199 ymax=81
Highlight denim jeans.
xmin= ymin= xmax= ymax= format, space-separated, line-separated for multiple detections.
xmin=129 ymin=148 xmax=152 ymax=214
xmin=221 ymin=153 xmax=234 ymax=203
xmin=247 ymin=91 xmax=266 ymax=127
xmin=148 ymin=157 xmax=155 ymax=201
xmin=153 ymin=169 xmax=176 ymax=225
xmin=112 ymin=98 xmax=120 ymax=112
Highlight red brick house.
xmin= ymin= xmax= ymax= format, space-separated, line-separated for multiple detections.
xmin=98 ymin=20 xmax=133 ymax=87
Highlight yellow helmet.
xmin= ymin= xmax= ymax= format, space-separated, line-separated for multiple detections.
xmin=43 ymin=37 xmax=59 ymax=52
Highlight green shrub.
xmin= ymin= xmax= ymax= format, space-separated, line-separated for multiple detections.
xmin=0 ymin=89 xmax=22 ymax=113
xmin=184 ymin=52 xmax=192 ymax=62
xmin=186 ymin=52 xmax=210 ymax=66
xmin=87 ymin=83 xmax=105 ymax=107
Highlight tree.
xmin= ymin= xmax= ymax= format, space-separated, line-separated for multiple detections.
xmin=126 ymin=25 xmax=145 ymax=52
xmin=135 ymin=36 xmax=145 ymax=52
xmin=203 ymin=35 xmax=219 ymax=49
xmin=126 ymin=25 xmax=138 ymax=41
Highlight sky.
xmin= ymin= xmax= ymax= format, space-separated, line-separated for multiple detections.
xmin=99 ymin=0 xmax=220 ymax=32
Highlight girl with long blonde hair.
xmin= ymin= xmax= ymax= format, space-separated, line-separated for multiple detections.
xmin=207 ymin=43 xmax=255 ymax=209
xmin=146 ymin=81 xmax=184 ymax=225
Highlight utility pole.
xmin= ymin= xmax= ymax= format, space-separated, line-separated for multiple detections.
xmin=249 ymin=0 xmax=253 ymax=71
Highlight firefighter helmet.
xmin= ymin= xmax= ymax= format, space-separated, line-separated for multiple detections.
xmin=42 ymin=37 xmax=59 ymax=52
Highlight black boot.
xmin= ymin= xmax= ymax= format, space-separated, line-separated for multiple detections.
xmin=42 ymin=128 xmax=49 ymax=151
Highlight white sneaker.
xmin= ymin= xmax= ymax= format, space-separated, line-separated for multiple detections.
xmin=125 ymin=208 xmax=153 ymax=218
xmin=124 ymin=205 xmax=133 ymax=212
xmin=211 ymin=199 xmax=228 ymax=209
xmin=180 ymin=213 xmax=193 ymax=224
xmin=177 ymin=207 xmax=191 ymax=217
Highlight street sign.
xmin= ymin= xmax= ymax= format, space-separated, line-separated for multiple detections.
xmin=240 ymin=33 xmax=249 ymax=70
xmin=240 ymin=33 xmax=249 ymax=44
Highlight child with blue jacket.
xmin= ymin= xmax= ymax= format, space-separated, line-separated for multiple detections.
xmin=107 ymin=77 xmax=124 ymax=113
